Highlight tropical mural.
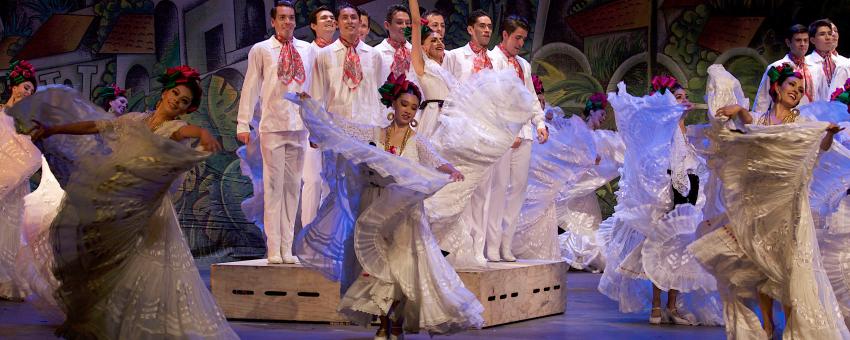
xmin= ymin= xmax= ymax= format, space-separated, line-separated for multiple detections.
xmin=2 ymin=0 xmax=848 ymax=261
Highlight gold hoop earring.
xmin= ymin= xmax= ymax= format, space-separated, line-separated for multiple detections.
xmin=387 ymin=112 xmax=395 ymax=121
xmin=409 ymin=119 xmax=418 ymax=128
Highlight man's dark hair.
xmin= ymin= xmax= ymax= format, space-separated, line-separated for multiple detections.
xmin=269 ymin=0 xmax=295 ymax=18
xmin=385 ymin=4 xmax=410 ymax=23
xmin=309 ymin=5 xmax=333 ymax=36
xmin=335 ymin=3 xmax=363 ymax=19
xmin=467 ymin=9 xmax=490 ymax=27
xmin=809 ymin=18 xmax=834 ymax=38
xmin=502 ymin=15 xmax=530 ymax=35
xmin=423 ymin=9 xmax=444 ymax=21
xmin=786 ymin=24 xmax=808 ymax=41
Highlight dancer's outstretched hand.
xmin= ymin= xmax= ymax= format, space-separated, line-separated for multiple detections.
xmin=715 ymin=104 xmax=745 ymax=118
xmin=27 ymin=120 xmax=51 ymax=142
xmin=537 ymin=126 xmax=549 ymax=144
xmin=826 ymin=123 xmax=845 ymax=135
xmin=449 ymin=169 xmax=465 ymax=182
xmin=200 ymin=130 xmax=223 ymax=153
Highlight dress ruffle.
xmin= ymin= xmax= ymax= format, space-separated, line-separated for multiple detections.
xmin=422 ymin=70 xmax=537 ymax=268
xmin=513 ymin=115 xmax=597 ymax=260
xmin=7 ymin=86 xmax=237 ymax=339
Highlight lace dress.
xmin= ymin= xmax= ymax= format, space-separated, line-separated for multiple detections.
xmin=0 ymin=105 xmax=41 ymax=300
xmin=688 ymin=66 xmax=850 ymax=339
xmin=415 ymin=58 xmax=457 ymax=138
xmin=289 ymin=94 xmax=484 ymax=335
xmin=597 ymin=83 xmax=722 ymax=326
xmin=511 ymin=115 xmax=600 ymax=260
xmin=7 ymin=86 xmax=238 ymax=339
xmin=558 ymin=130 xmax=624 ymax=271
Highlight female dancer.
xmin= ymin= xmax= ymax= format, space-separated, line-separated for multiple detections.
xmin=0 ymin=60 xmax=41 ymax=301
xmin=599 ymin=77 xmax=720 ymax=326
xmin=691 ymin=64 xmax=847 ymax=339
xmin=12 ymin=66 xmax=237 ymax=339
xmin=92 ymin=83 xmax=128 ymax=115
xmin=292 ymin=73 xmax=482 ymax=340
xmin=558 ymin=94 xmax=625 ymax=272
xmin=409 ymin=0 xmax=455 ymax=137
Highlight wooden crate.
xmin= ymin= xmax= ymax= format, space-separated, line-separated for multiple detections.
xmin=210 ymin=259 xmax=347 ymax=323
xmin=210 ymin=259 xmax=568 ymax=327
xmin=457 ymin=260 xmax=568 ymax=327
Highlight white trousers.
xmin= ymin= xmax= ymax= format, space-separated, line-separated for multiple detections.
xmin=485 ymin=140 xmax=532 ymax=257
xmin=300 ymin=144 xmax=327 ymax=227
xmin=260 ymin=130 xmax=306 ymax=258
xmin=465 ymin=168 xmax=494 ymax=265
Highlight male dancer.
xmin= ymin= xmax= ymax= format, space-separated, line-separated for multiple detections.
xmin=374 ymin=4 xmax=413 ymax=82
xmin=753 ymin=24 xmax=812 ymax=113
xmin=301 ymin=5 xmax=336 ymax=228
xmin=443 ymin=10 xmax=496 ymax=265
xmin=236 ymin=1 xmax=312 ymax=264
xmin=445 ymin=10 xmax=493 ymax=82
xmin=310 ymin=4 xmax=383 ymax=126
xmin=309 ymin=6 xmax=336 ymax=49
xmin=424 ymin=10 xmax=446 ymax=37
xmin=488 ymin=15 xmax=548 ymax=261
xmin=806 ymin=19 xmax=841 ymax=101
xmin=358 ymin=11 xmax=371 ymax=41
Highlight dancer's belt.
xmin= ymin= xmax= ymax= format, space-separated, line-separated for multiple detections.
xmin=419 ymin=99 xmax=444 ymax=110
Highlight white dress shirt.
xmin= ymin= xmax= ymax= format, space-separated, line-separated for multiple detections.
xmin=490 ymin=46 xmax=546 ymax=140
xmin=237 ymin=36 xmax=314 ymax=134
xmin=308 ymin=39 xmax=384 ymax=126
xmin=444 ymin=43 xmax=496 ymax=83
xmin=806 ymin=51 xmax=842 ymax=102
xmin=374 ymin=38 xmax=413 ymax=82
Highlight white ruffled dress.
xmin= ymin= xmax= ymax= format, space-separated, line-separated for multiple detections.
xmin=597 ymin=83 xmax=722 ymax=325
xmin=688 ymin=66 xmax=850 ymax=339
xmin=8 ymin=86 xmax=238 ymax=339
xmin=289 ymin=94 xmax=484 ymax=335
xmin=0 ymin=105 xmax=41 ymax=300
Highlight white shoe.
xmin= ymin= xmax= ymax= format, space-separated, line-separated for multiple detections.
xmin=649 ymin=307 xmax=663 ymax=325
xmin=485 ymin=249 xmax=501 ymax=262
xmin=282 ymin=254 xmax=298 ymax=264
xmin=267 ymin=255 xmax=283 ymax=264
xmin=668 ymin=308 xmax=694 ymax=326
xmin=500 ymin=244 xmax=516 ymax=262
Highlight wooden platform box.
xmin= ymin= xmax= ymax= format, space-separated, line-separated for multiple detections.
xmin=210 ymin=259 xmax=347 ymax=323
xmin=211 ymin=259 xmax=568 ymax=327
xmin=457 ymin=260 xmax=567 ymax=327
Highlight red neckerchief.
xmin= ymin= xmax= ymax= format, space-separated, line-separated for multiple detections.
xmin=314 ymin=37 xmax=333 ymax=48
xmin=275 ymin=35 xmax=306 ymax=85
xmin=817 ymin=49 xmax=836 ymax=84
xmin=339 ymin=36 xmax=363 ymax=89
xmin=469 ymin=42 xmax=492 ymax=73
xmin=498 ymin=44 xmax=524 ymax=80
xmin=789 ymin=54 xmax=814 ymax=102
xmin=387 ymin=38 xmax=411 ymax=76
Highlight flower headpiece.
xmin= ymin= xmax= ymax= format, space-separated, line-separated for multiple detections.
xmin=584 ymin=92 xmax=608 ymax=115
xmin=93 ymin=83 xmax=126 ymax=102
xmin=767 ymin=63 xmax=802 ymax=101
xmin=532 ymin=74 xmax=544 ymax=94
xmin=157 ymin=65 xmax=202 ymax=113
xmin=403 ymin=18 xmax=434 ymax=42
xmin=830 ymin=78 xmax=850 ymax=112
xmin=650 ymin=75 xmax=680 ymax=95
xmin=378 ymin=72 xmax=421 ymax=108
xmin=8 ymin=60 xmax=36 ymax=87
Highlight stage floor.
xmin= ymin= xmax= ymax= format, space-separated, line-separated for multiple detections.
xmin=0 ymin=266 xmax=724 ymax=339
